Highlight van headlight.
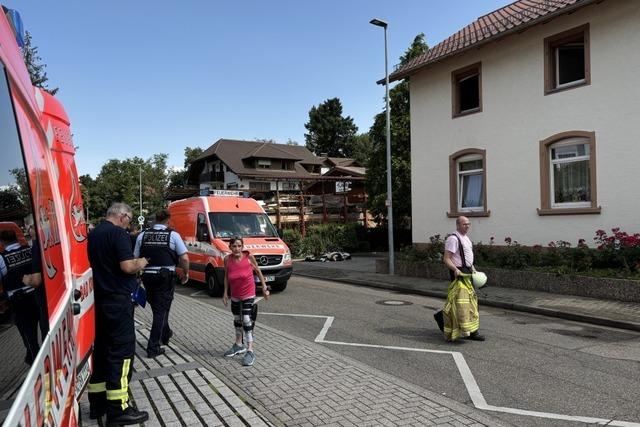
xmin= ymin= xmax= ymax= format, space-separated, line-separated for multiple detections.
xmin=283 ymin=251 xmax=291 ymax=263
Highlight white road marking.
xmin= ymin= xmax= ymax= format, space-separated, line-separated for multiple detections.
xmin=190 ymin=290 xmax=207 ymax=297
xmin=260 ymin=312 xmax=640 ymax=426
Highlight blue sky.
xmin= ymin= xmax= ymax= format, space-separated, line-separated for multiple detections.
xmin=9 ymin=0 xmax=508 ymax=177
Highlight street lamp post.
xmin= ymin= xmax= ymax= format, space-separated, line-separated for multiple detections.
xmin=139 ymin=165 xmax=143 ymax=220
xmin=370 ymin=17 xmax=394 ymax=275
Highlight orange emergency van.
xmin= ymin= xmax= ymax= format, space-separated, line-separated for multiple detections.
xmin=0 ymin=6 xmax=94 ymax=426
xmin=168 ymin=192 xmax=293 ymax=296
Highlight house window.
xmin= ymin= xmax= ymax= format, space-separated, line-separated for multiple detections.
xmin=249 ymin=181 xmax=271 ymax=191
xmin=335 ymin=181 xmax=352 ymax=193
xmin=544 ymin=24 xmax=590 ymax=94
xmin=538 ymin=131 xmax=600 ymax=215
xmin=282 ymin=161 xmax=294 ymax=171
xmin=257 ymin=159 xmax=271 ymax=169
xmin=448 ymin=149 xmax=489 ymax=217
xmin=280 ymin=181 xmax=297 ymax=190
xmin=452 ymin=62 xmax=482 ymax=117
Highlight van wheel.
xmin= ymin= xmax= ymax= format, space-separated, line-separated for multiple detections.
xmin=270 ymin=281 xmax=287 ymax=292
xmin=207 ymin=273 xmax=223 ymax=297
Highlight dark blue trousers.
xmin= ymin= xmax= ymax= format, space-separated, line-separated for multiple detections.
xmin=142 ymin=271 xmax=175 ymax=353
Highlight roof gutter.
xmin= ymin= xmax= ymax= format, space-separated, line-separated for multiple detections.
xmin=381 ymin=0 xmax=601 ymax=84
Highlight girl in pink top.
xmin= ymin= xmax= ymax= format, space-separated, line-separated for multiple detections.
xmin=222 ymin=237 xmax=268 ymax=366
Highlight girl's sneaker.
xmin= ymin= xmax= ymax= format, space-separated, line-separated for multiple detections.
xmin=242 ymin=351 xmax=255 ymax=366
xmin=223 ymin=343 xmax=246 ymax=357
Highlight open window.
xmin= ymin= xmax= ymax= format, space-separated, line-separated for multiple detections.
xmin=196 ymin=213 xmax=209 ymax=241
xmin=544 ymin=24 xmax=590 ymax=94
xmin=538 ymin=131 xmax=600 ymax=215
xmin=452 ymin=62 xmax=482 ymax=117
xmin=448 ymin=149 xmax=489 ymax=217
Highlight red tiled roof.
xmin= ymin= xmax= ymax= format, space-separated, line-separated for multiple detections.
xmin=388 ymin=0 xmax=597 ymax=82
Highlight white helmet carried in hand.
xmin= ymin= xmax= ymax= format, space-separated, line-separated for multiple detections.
xmin=472 ymin=272 xmax=488 ymax=289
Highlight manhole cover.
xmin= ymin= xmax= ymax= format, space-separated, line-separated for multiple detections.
xmin=376 ymin=300 xmax=413 ymax=306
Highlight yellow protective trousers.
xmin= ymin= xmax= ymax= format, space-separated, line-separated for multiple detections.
xmin=443 ymin=274 xmax=479 ymax=341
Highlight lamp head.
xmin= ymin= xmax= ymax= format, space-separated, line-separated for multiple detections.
xmin=369 ymin=18 xmax=388 ymax=28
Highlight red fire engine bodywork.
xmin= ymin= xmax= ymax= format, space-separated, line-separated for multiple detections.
xmin=1 ymin=7 xmax=94 ymax=427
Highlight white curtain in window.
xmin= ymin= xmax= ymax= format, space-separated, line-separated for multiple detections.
xmin=461 ymin=173 xmax=483 ymax=208
xmin=553 ymin=160 xmax=590 ymax=203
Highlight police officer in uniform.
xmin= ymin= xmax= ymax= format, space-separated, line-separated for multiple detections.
xmin=134 ymin=209 xmax=189 ymax=358
xmin=0 ymin=228 xmax=40 ymax=365
xmin=87 ymin=203 xmax=149 ymax=425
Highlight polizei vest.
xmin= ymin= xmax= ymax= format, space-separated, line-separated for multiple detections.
xmin=1 ymin=246 xmax=33 ymax=292
xmin=140 ymin=229 xmax=177 ymax=267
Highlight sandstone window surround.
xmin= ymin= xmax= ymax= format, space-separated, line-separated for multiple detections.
xmin=538 ymin=131 xmax=600 ymax=215
xmin=448 ymin=148 xmax=489 ymax=218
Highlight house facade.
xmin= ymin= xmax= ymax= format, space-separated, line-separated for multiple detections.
xmin=189 ymin=139 xmax=323 ymax=194
xmin=188 ymin=139 xmax=368 ymax=226
xmin=390 ymin=0 xmax=640 ymax=246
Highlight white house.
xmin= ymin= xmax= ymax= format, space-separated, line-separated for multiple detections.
xmin=388 ymin=0 xmax=640 ymax=246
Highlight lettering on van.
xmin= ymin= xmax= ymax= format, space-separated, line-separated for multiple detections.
xmin=9 ymin=300 xmax=77 ymax=426
xmin=69 ymin=167 xmax=87 ymax=243
xmin=39 ymin=200 xmax=62 ymax=279
xmin=244 ymin=244 xmax=285 ymax=250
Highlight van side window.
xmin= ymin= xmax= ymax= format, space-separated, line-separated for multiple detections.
xmin=196 ymin=213 xmax=209 ymax=241
xmin=0 ymin=62 xmax=46 ymax=407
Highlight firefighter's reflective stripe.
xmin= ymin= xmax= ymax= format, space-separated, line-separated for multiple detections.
xmin=88 ymin=382 xmax=106 ymax=393
xmin=106 ymin=358 xmax=131 ymax=410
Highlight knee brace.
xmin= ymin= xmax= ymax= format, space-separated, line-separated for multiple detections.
xmin=242 ymin=315 xmax=253 ymax=332
xmin=242 ymin=315 xmax=254 ymax=343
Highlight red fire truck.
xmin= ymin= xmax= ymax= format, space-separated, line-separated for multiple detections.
xmin=0 ymin=6 xmax=94 ymax=426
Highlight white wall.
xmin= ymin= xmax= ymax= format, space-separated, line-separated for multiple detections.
xmin=410 ymin=2 xmax=640 ymax=246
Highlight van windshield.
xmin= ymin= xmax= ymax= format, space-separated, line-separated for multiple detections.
xmin=209 ymin=212 xmax=278 ymax=238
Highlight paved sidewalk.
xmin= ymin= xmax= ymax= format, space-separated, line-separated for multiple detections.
xmin=79 ymin=294 xmax=509 ymax=426
xmin=76 ymin=257 xmax=640 ymax=426
xmin=79 ymin=322 xmax=272 ymax=426
xmin=120 ymin=294 xmax=510 ymax=427
xmin=293 ymin=256 xmax=640 ymax=332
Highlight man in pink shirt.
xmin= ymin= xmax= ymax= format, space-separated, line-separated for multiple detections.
xmin=444 ymin=216 xmax=475 ymax=280
xmin=442 ymin=216 xmax=485 ymax=342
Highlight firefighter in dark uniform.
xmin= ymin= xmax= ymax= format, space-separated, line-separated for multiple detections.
xmin=86 ymin=203 xmax=149 ymax=425
xmin=134 ymin=209 xmax=189 ymax=358
xmin=0 ymin=228 xmax=40 ymax=365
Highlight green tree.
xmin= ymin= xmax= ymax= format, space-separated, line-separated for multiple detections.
xmin=9 ymin=168 xmax=31 ymax=210
xmin=79 ymin=174 xmax=95 ymax=223
xmin=304 ymin=98 xmax=358 ymax=157
xmin=366 ymin=33 xmax=428 ymax=228
xmin=88 ymin=155 xmax=169 ymax=221
xmin=0 ymin=187 xmax=25 ymax=219
xmin=168 ymin=146 xmax=203 ymax=188
xmin=351 ymin=133 xmax=372 ymax=165
xmin=22 ymin=31 xmax=58 ymax=95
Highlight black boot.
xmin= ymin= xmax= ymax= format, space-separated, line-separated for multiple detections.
xmin=467 ymin=331 xmax=486 ymax=341
xmin=89 ymin=406 xmax=106 ymax=420
xmin=146 ymin=347 xmax=166 ymax=358
xmin=88 ymin=391 xmax=106 ymax=420
xmin=106 ymin=406 xmax=149 ymax=426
